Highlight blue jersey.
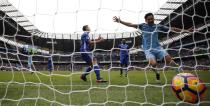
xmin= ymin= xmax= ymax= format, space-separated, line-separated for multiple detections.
xmin=118 ymin=43 xmax=129 ymax=57
xmin=138 ymin=23 xmax=169 ymax=50
xmin=48 ymin=57 xmax=53 ymax=67
xmin=80 ymin=32 xmax=90 ymax=52
xmin=48 ymin=57 xmax=53 ymax=71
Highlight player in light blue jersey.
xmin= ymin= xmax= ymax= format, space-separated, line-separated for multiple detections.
xmin=113 ymin=13 xmax=193 ymax=82
xmin=80 ymin=25 xmax=107 ymax=83
xmin=118 ymin=39 xmax=129 ymax=77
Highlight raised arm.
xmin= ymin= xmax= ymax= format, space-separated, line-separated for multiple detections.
xmin=171 ymin=27 xmax=194 ymax=33
xmin=88 ymin=36 xmax=104 ymax=44
xmin=113 ymin=16 xmax=138 ymax=29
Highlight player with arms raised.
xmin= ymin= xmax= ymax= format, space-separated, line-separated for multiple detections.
xmin=113 ymin=13 xmax=193 ymax=82
xmin=80 ymin=25 xmax=107 ymax=83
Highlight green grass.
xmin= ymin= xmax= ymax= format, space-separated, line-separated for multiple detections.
xmin=0 ymin=70 xmax=209 ymax=106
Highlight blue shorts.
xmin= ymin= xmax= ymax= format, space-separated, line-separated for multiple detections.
xmin=81 ymin=53 xmax=92 ymax=65
xmin=144 ymin=47 xmax=168 ymax=61
xmin=120 ymin=55 xmax=128 ymax=65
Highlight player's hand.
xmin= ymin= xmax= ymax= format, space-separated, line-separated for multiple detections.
xmin=99 ymin=37 xmax=105 ymax=42
xmin=97 ymin=35 xmax=104 ymax=42
xmin=113 ymin=16 xmax=121 ymax=23
xmin=97 ymin=35 xmax=102 ymax=40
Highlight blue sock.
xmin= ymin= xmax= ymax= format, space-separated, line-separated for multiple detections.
xmin=83 ymin=66 xmax=92 ymax=76
xmin=93 ymin=64 xmax=101 ymax=80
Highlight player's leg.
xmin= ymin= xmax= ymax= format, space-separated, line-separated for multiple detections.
xmin=120 ymin=57 xmax=125 ymax=76
xmin=80 ymin=53 xmax=92 ymax=82
xmin=145 ymin=50 xmax=160 ymax=81
xmin=148 ymin=58 xmax=160 ymax=81
xmin=165 ymin=55 xmax=181 ymax=72
xmin=48 ymin=64 xmax=52 ymax=74
xmin=48 ymin=57 xmax=53 ymax=74
xmin=120 ymin=63 xmax=123 ymax=76
xmin=124 ymin=56 xmax=129 ymax=77
xmin=92 ymin=57 xmax=107 ymax=83
xmin=124 ymin=63 xmax=128 ymax=77
xmin=157 ymin=48 xmax=180 ymax=72
xmin=28 ymin=56 xmax=32 ymax=70
xmin=28 ymin=55 xmax=34 ymax=74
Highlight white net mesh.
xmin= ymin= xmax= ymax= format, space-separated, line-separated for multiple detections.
xmin=0 ymin=0 xmax=209 ymax=105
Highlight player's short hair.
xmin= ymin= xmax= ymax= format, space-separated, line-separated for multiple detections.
xmin=122 ymin=39 xmax=126 ymax=43
xmin=144 ymin=13 xmax=154 ymax=19
xmin=82 ymin=25 xmax=89 ymax=31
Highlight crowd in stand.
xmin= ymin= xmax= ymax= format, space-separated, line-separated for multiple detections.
xmin=0 ymin=46 xmax=210 ymax=71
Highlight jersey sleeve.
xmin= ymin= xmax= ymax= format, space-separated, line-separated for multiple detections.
xmin=138 ymin=23 xmax=144 ymax=30
xmin=127 ymin=45 xmax=129 ymax=53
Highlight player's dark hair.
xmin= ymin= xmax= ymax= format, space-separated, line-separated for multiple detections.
xmin=122 ymin=39 xmax=126 ymax=44
xmin=144 ymin=13 xmax=154 ymax=19
xmin=82 ymin=25 xmax=88 ymax=31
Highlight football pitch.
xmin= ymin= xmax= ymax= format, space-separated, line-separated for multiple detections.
xmin=0 ymin=70 xmax=209 ymax=106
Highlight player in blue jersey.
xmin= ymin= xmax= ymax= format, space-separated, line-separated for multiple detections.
xmin=113 ymin=13 xmax=193 ymax=82
xmin=118 ymin=39 xmax=129 ymax=77
xmin=80 ymin=25 xmax=107 ymax=83
xmin=48 ymin=56 xmax=53 ymax=74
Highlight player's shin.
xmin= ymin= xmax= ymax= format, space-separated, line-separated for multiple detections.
xmin=168 ymin=60 xmax=181 ymax=73
xmin=83 ymin=66 xmax=92 ymax=76
xmin=125 ymin=64 xmax=128 ymax=77
xmin=93 ymin=64 xmax=101 ymax=80
xmin=120 ymin=64 xmax=123 ymax=76
xmin=150 ymin=64 xmax=160 ymax=81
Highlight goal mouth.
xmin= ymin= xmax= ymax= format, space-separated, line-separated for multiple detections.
xmin=0 ymin=0 xmax=209 ymax=105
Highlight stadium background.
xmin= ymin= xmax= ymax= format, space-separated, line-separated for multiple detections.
xmin=0 ymin=0 xmax=210 ymax=105
xmin=0 ymin=0 xmax=210 ymax=71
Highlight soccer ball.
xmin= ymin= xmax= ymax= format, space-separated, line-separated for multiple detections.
xmin=171 ymin=73 xmax=206 ymax=103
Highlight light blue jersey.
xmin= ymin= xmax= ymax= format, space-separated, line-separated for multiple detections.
xmin=138 ymin=23 xmax=169 ymax=60
xmin=138 ymin=23 xmax=169 ymax=50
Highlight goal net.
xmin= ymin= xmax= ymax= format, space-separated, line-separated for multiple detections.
xmin=0 ymin=0 xmax=209 ymax=105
